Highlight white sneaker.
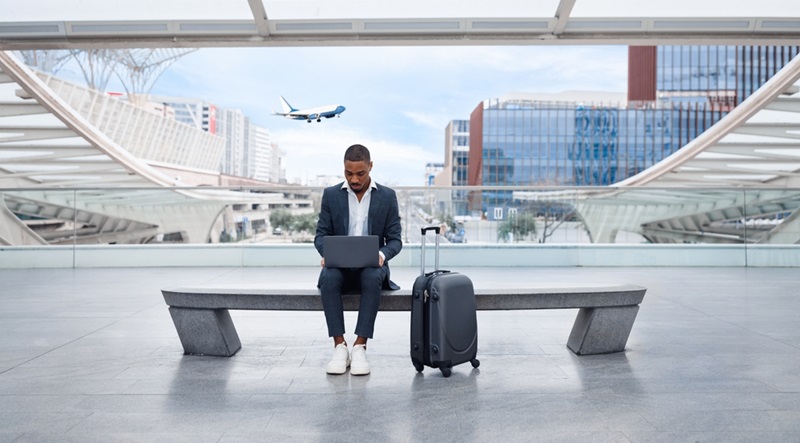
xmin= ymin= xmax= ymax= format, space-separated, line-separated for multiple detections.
xmin=350 ymin=344 xmax=370 ymax=376
xmin=326 ymin=343 xmax=350 ymax=375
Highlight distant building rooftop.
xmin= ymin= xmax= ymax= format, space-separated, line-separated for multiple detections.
xmin=497 ymin=91 xmax=628 ymax=107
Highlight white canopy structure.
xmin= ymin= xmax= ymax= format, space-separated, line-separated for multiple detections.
xmin=1 ymin=0 xmax=799 ymax=246
xmin=0 ymin=1 xmax=799 ymax=49
xmin=0 ymin=51 xmax=307 ymax=245
xmin=559 ymin=52 xmax=800 ymax=245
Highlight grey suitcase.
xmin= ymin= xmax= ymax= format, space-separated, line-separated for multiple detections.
xmin=410 ymin=226 xmax=479 ymax=377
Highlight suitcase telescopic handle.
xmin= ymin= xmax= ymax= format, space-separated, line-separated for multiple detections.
xmin=420 ymin=226 xmax=440 ymax=275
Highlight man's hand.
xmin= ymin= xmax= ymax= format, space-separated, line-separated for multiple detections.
xmin=378 ymin=254 xmax=384 ymax=267
xmin=320 ymin=258 xmax=325 ymax=267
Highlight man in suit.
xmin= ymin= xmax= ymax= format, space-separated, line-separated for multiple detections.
xmin=314 ymin=144 xmax=403 ymax=375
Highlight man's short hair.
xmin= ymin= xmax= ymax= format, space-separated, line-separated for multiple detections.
xmin=344 ymin=144 xmax=371 ymax=163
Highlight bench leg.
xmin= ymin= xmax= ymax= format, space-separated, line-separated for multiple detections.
xmin=567 ymin=306 xmax=639 ymax=355
xmin=168 ymin=307 xmax=242 ymax=357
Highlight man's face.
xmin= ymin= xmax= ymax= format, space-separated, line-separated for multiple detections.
xmin=344 ymin=160 xmax=372 ymax=193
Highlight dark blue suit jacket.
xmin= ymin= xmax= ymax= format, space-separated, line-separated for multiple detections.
xmin=314 ymin=181 xmax=403 ymax=290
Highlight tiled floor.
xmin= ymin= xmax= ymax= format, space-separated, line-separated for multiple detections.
xmin=1 ymin=266 xmax=799 ymax=442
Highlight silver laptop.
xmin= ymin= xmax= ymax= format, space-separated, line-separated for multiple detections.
xmin=323 ymin=235 xmax=380 ymax=268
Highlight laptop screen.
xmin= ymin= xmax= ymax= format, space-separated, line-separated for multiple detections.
xmin=323 ymin=235 xmax=380 ymax=268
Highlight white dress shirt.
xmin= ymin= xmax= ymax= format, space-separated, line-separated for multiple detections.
xmin=342 ymin=179 xmax=377 ymax=236
xmin=342 ymin=180 xmax=384 ymax=261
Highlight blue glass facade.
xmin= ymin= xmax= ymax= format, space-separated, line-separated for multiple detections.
xmin=658 ymin=46 xmax=738 ymax=97
xmin=468 ymin=45 xmax=799 ymax=217
xmin=657 ymin=46 xmax=800 ymax=107
xmin=476 ymin=104 xmax=715 ymax=187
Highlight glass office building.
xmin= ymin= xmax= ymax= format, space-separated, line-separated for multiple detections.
xmin=471 ymin=101 xmax=716 ymax=186
xmin=656 ymin=45 xmax=800 ymax=108
xmin=441 ymin=120 xmax=471 ymax=216
xmin=467 ymin=45 xmax=800 ymax=217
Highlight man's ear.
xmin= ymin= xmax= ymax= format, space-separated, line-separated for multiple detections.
xmin=369 ymin=161 xmax=373 ymax=171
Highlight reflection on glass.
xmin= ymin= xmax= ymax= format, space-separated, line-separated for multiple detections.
xmin=741 ymin=189 xmax=800 ymax=244
xmin=1 ymin=189 xmax=77 ymax=246
xmin=2 ymin=186 xmax=800 ymax=250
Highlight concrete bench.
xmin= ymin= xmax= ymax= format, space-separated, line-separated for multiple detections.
xmin=162 ymin=284 xmax=646 ymax=357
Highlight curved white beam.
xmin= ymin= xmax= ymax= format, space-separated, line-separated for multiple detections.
xmin=0 ymin=51 xmax=311 ymax=245
xmin=0 ymin=51 xmax=178 ymax=188
xmin=0 ymin=51 xmax=286 ymax=202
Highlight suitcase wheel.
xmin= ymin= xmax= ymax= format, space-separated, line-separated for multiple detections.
xmin=471 ymin=359 xmax=480 ymax=368
xmin=413 ymin=361 xmax=424 ymax=373
xmin=440 ymin=367 xmax=452 ymax=377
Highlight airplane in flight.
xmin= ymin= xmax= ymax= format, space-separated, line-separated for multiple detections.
xmin=272 ymin=96 xmax=346 ymax=123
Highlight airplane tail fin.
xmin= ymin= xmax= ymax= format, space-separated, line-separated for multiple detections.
xmin=279 ymin=96 xmax=296 ymax=113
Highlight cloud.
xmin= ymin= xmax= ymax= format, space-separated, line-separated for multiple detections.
xmin=402 ymin=111 xmax=448 ymax=131
xmin=149 ymin=45 xmax=629 ymax=185
xmin=272 ymin=125 xmax=430 ymax=186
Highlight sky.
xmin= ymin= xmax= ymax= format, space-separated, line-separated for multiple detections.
xmin=7 ymin=1 xmax=798 ymax=185
xmin=92 ymin=45 xmax=629 ymax=186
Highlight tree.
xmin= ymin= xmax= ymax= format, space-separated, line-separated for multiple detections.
xmin=540 ymin=206 xmax=575 ymax=244
xmin=292 ymin=213 xmax=318 ymax=240
xmin=438 ymin=211 xmax=454 ymax=229
xmin=269 ymin=208 xmax=293 ymax=232
xmin=497 ymin=212 xmax=538 ymax=243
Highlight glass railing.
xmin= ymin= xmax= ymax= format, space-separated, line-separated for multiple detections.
xmin=2 ymin=186 xmax=799 ymax=267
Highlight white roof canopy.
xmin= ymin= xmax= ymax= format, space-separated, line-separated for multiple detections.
xmin=1 ymin=0 xmax=799 ymax=49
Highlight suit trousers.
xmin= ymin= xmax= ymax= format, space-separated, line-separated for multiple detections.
xmin=319 ymin=266 xmax=387 ymax=338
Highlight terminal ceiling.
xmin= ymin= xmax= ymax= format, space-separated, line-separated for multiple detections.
xmin=1 ymin=0 xmax=800 ymax=49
